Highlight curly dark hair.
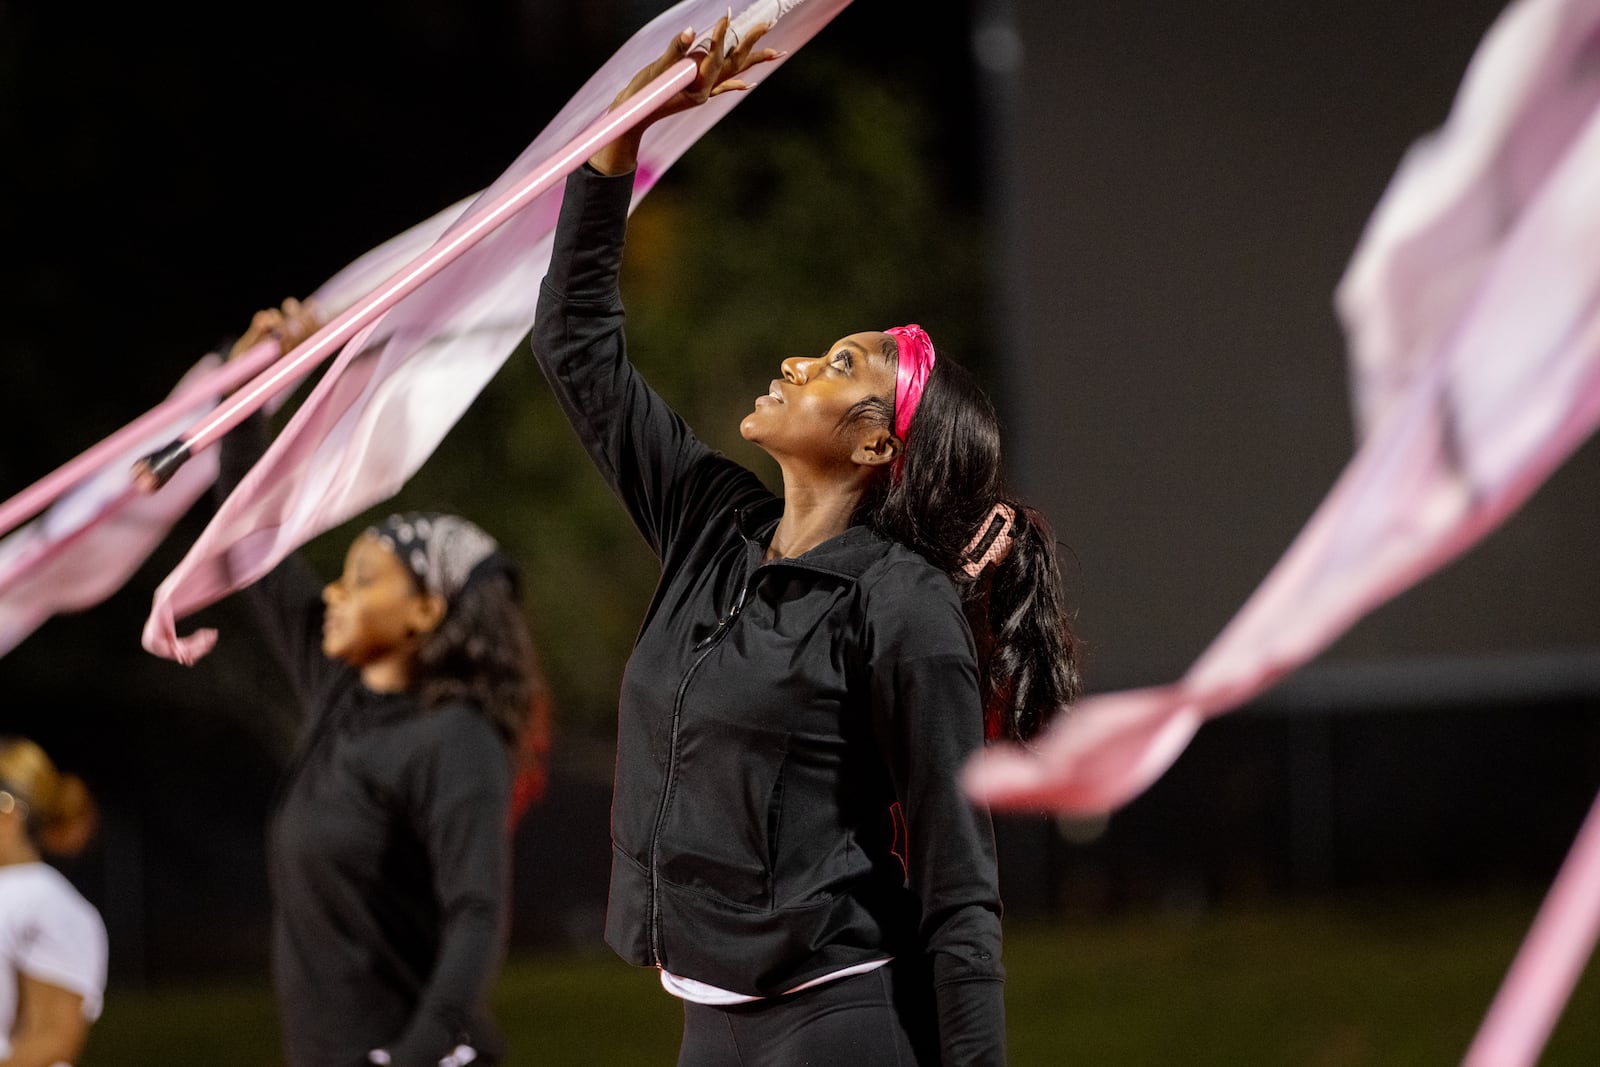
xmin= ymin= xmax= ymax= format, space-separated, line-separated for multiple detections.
xmin=411 ymin=570 xmax=545 ymax=751
xmin=848 ymin=350 xmax=1082 ymax=743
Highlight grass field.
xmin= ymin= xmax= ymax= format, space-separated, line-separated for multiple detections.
xmin=84 ymin=889 xmax=1598 ymax=1065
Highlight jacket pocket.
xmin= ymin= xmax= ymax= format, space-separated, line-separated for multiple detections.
xmin=656 ymin=719 xmax=789 ymax=909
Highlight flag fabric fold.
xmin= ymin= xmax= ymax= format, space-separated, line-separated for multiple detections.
xmin=964 ymin=0 xmax=1600 ymax=816
xmin=143 ymin=0 xmax=851 ymax=664
xmin=0 ymin=358 xmax=223 ymax=656
xmin=0 ymin=194 xmax=465 ymax=659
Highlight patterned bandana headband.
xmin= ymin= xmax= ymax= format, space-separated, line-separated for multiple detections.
xmin=366 ymin=512 xmax=502 ymax=603
xmin=885 ymin=324 xmax=937 ymax=442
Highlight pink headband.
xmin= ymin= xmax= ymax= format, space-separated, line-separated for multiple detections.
xmin=885 ymin=324 xmax=937 ymax=442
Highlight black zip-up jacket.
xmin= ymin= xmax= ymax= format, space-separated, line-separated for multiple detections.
xmin=534 ymin=165 xmax=1006 ymax=1064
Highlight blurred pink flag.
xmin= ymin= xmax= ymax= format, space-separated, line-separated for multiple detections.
xmin=0 ymin=358 xmax=223 ymax=656
xmin=0 ymin=202 xmax=463 ymax=658
xmin=966 ymin=7 xmax=1600 ymax=1056
xmin=965 ymin=0 xmax=1600 ymax=815
xmin=142 ymin=0 xmax=851 ymax=663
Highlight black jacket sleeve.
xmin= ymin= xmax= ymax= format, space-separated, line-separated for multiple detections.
xmin=868 ymin=562 xmax=1007 ymax=1066
xmin=531 ymin=165 xmax=767 ymax=562
xmin=215 ymin=412 xmax=342 ymax=712
xmin=383 ymin=707 xmax=513 ymax=1067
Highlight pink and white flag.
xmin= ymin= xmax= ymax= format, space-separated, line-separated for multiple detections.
xmin=0 ymin=358 xmax=224 ymax=657
xmin=0 ymin=201 xmax=465 ymax=658
xmin=143 ymin=0 xmax=852 ymax=663
xmin=964 ymin=0 xmax=1600 ymax=817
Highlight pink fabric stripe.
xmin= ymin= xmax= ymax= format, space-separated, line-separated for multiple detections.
xmin=1463 ymin=784 xmax=1600 ymax=1066
xmin=144 ymin=0 xmax=853 ymax=663
xmin=0 ymin=195 xmax=465 ymax=544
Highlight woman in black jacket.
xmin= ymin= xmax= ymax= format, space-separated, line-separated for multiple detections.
xmin=532 ymin=19 xmax=1078 ymax=1066
xmin=212 ymin=304 xmax=544 ymax=1067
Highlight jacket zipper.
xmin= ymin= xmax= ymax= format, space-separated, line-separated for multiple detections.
xmin=648 ymin=578 xmax=751 ymax=966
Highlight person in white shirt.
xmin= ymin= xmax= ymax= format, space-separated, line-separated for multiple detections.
xmin=0 ymin=738 xmax=107 ymax=1067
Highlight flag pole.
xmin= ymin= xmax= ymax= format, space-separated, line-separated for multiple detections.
xmin=1462 ymin=784 xmax=1600 ymax=1067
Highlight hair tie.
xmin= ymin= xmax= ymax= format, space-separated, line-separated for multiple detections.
xmin=962 ymin=503 xmax=1017 ymax=578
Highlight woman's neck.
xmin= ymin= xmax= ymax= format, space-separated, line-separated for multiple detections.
xmin=768 ymin=474 xmax=867 ymax=561
xmin=360 ymin=654 xmax=415 ymax=694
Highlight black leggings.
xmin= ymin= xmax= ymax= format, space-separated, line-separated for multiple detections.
xmin=675 ymin=961 xmax=938 ymax=1067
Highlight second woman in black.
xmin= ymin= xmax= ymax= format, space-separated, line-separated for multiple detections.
xmin=216 ymin=303 xmax=544 ymax=1067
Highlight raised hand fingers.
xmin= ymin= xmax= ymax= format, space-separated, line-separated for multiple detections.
xmin=691 ymin=15 xmax=733 ymax=95
xmin=727 ymin=21 xmax=771 ymax=69
xmin=231 ymin=308 xmax=284 ymax=361
xmin=278 ymin=297 xmax=321 ymax=351
xmin=714 ymin=22 xmax=783 ymax=95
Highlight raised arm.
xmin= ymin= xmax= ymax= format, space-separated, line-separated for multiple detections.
xmin=529 ymin=20 xmax=780 ymax=558
xmin=212 ymin=300 xmax=342 ymax=708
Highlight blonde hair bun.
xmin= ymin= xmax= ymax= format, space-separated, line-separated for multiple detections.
xmin=0 ymin=738 xmax=98 ymax=857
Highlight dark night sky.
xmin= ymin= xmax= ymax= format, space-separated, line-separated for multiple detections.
xmin=0 ymin=0 xmax=978 ymax=466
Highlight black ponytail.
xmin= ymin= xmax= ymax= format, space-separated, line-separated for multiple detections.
xmin=856 ymin=356 xmax=1081 ymax=742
